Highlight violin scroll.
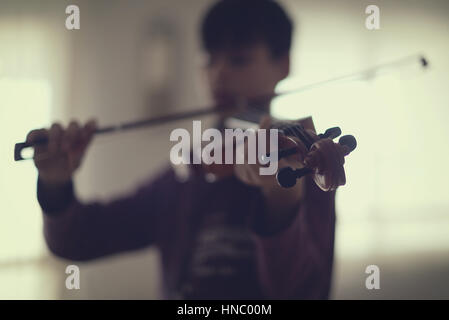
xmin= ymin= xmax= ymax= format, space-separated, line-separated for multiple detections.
xmin=276 ymin=127 xmax=357 ymax=192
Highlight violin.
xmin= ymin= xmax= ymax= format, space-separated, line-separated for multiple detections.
xmin=200 ymin=116 xmax=356 ymax=191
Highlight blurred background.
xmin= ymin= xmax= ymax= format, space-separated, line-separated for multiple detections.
xmin=1 ymin=0 xmax=449 ymax=299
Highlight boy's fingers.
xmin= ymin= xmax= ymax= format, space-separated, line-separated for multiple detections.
xmin=26 ymin=128 xmax=48 ymax=144
xmin=63 ymin=121 xmax=81 ymax=150
xmin=66 ymin=121 xmax=81 ymax=139
xmin=48 ymin=123 xmax=63 ymax=154
xmin=82 ymin=119 xmax=98 ymax=142
xmin=85 ymin=119 xmax=97 ymax=132
xmin=26 ymin=129 xmax=49 ymax=156
xmin=259 ymin=115 xmax=272 ymax=130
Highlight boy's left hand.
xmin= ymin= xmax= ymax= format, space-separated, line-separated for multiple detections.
xmin=233 ymin=116 xmax=317 ymax=232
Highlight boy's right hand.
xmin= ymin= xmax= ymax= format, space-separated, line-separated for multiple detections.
xmin=26 ymin=119 xmax=97 ymax=186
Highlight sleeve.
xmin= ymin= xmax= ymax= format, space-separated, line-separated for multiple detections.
xmin=39 ymin=168 xmax=175 ymax=262
xmin=250 ymin=177 xmax=336 ymax=299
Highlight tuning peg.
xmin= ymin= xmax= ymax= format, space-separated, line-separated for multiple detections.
xmin=338 ymin=135 xmax=357 ymax=153
xmin=318 ymin=127 xmax=341 ymax=140
xmin=273 ymin=127 xmax=343 ymax=163
xmin=276 ymin=167 xmax=313 ymax=188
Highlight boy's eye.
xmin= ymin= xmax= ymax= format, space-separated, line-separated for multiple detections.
xmin=203 ymin=53 xmax=251 ymax=68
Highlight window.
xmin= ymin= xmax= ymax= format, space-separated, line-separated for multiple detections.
xmin=0 ymin=78 xmax=51 ymax=262
xmin=271 ymin=3 xmax=449 ymax=257
xmin=0 ymin=12 xmax=65 ymax=299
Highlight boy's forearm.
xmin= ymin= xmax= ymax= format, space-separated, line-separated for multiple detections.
xmin=37 ymin=176 xmax=75 ymax=215
xmin=257 ymin=178 xmax=304 ymax=235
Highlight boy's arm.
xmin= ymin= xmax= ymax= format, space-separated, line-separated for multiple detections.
xmin=38 ymin=169 xmax=174 ymax=262
xmin=250 ymin=177 xmax=336 ymax=299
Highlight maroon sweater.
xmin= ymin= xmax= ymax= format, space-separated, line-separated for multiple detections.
xmin=38 ymin=166 xmax=336 ymax=299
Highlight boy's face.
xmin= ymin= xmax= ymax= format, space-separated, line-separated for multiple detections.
xmin=204 ymin=43 xmax=289 ymax=108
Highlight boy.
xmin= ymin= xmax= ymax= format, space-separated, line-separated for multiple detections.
xmin=27 ymin=0 xmax=335 ymax=299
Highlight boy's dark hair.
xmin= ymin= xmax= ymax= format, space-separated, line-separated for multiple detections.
xmin=201 ymin=0 xmax=293 ymax=59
